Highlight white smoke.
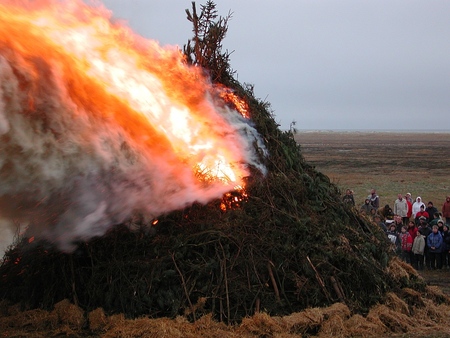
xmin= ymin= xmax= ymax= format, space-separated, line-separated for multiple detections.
xmin=0 ymin=35 xmax=266 ymax=253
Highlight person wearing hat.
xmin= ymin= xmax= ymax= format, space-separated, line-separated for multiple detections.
xmin=415 ymin=205 xmax=429 ymax=226
xmin=412 ymin=197 xmax=425 ymax=219
xmin=429 ymin=212 xmax=441 ymax=227
xmin=405 ymin=193 xmax=413 ymax=204
xmin=437 ymin=219 xmax=445 ymax=235
xmin=426 ymin=202 xmax=438 ymax=224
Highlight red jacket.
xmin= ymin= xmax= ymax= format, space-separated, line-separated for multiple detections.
xmin=400 ymin=232 xmax=413 ymax=252
xmin=415 ymin=211 xmax=429 ymax=220
xmin=407 ymin=200 xmax=412 ymax=218
xmin=443 ymin=200 xmax=450 ymax=218
xmin=408 ymin=226 xmax=418 ymax=240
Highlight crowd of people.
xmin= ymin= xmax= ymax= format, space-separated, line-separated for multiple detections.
xmin=342 ymin=189 xmax=450 ymax=270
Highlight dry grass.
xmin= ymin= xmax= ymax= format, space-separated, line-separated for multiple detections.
xmin=294 ymin=131 xmax=450 ymax=208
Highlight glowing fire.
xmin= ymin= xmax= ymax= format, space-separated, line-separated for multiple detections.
xmin=215 ymin=84 xmax=250 ymax=119
xmin=0 ymin=0 xmax=265 ymax=250
xmin=0 ymin=0 xmax=248 ymax=185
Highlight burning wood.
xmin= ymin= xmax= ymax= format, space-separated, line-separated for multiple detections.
xmin=0 ymin=0 xmax=265 ymax=251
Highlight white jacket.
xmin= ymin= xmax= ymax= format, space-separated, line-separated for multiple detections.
xmin=412 ymin=197 xmax=425 ymax=218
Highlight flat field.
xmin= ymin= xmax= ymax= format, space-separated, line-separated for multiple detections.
xmin=294 ymin=131 xmax=450 ymax=210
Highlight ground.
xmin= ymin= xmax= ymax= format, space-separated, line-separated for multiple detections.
xmin=295 ymin=130 xmax=450 ymax=297
xmin=294 ymin=131 xmax=450 ymax=207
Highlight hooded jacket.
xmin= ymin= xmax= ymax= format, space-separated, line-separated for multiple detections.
xmin=412 ymin=197 xmax=425 ymax=219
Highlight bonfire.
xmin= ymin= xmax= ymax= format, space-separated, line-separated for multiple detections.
xmin=0 ymin=1 xmax=449 ymax=337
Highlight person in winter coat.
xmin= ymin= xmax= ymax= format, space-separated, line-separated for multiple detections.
xmin=427 ymin=225 xmax=443 ymax=270
xmin=442 ymin=224 xmax=450 ymax=269
xmin=418 ymin=219 xmax=432 ymax=269
xmin=412 ymin=230 xmax=426 ymax=270
xmin=407 ymin=220 xmax=418 ymax=264
xmin=360 ymin=199 xmax=373 ymax=215
xmin=406 ymin=197 xmax=413 ymax=220
xmin=394 ymin=194 xmax=409 ymax=225
xmin=425 ymin=201 xmax=438 ymax=224
xmin=442 ymin=196 xmax=450 ymax=225
xmin=387 ymin=223 xmax=400 ymax=254
xmin=368 ymin=189 xmax=380 ymax=210
xmin=400 ymin=226 xmax=413 ymax=264
xmin=342 ymin=189 xmax=355 ymax=206
xmin=412 ymin=197 xmax=425 ymax=219
xmin=415 ymin=206 xmax=429 ymax=225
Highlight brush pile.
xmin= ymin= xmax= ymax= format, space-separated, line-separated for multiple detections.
xmin=0 ymin=2 xmax=447 ymax=337
xmin=0 ymin=70 xmax=426 ymax=322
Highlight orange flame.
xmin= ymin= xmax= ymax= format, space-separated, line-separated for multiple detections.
xmin=0 ymin=0 xmax=251 ymax=188
xmin=215 ymin=84 xmax=250 ymax=119
xmin=0 ymin=0 xmax=266 ymax=249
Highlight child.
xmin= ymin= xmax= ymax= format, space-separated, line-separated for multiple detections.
xmin=387 ymin=224 xmax=400 ymax=253
xmin=400 ymin=225 xmax=413 ymax=264
xmin=412 ymin=229 xmax=426 ymax=270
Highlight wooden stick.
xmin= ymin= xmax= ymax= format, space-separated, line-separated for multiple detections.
xmin=267 ymin=260 xmax=281 ymax=303
xmin=171 ymin=253 xmax=195 ymax=320
xmin=307 ymin=255 xmax=331 ymax=302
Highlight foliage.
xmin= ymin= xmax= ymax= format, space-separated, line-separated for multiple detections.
xmin=184 ymin=1 xmax=234 ymax=83
xmin=0 ymin=0 xmax=426 ymax=324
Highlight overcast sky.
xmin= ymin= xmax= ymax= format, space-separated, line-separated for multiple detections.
xmin=101 ymin=1 xmax=450 ymax=131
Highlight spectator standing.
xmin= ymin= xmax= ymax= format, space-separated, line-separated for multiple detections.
xmin=393 ymin=216 xmax=404 ymax=233
xmin=412 ymin=229 xmax=426 ymax=270
xmin=442 ymin=224 xmax=450 ymax=269
xmin=407 ymin=220 xmax=418 ymax=240
xmin=368 ymin=189 xmax=380 ymax=210
xmin=406 ymin=196 xmax=413 ymax=221
xmin=407 ymin=220 xmax=418 ymax=263
xmin=418 ymin=218 xmax=432 ymax=269
xmin=387 ymin=223 xmax=400 ymax=254
xmin=425 ymin=202 xmax=438 ymax=224
xmin=429 ymin=212 xmax=441 ymax=227
xmin=342 ymin=189 xmax=355 ymax=206
xmin=427 ymin=225 xmax=443 ymax=270
xmin=360 ymin=199 xmax=373 ymax=215
xmin=415 ymin=206 xmax=429 ymax=225
xmin=394 ymin=194 xmax=409 ymax=225
xmin=373 ymin=215 xmax=387 ymax=232
xmin=382 ymin=205 xmax=394 ymax=221
xmin=412 ymin=197 xmax=425 ymax=219
xmin=405 ymin=193 xmax=413 ymax=204
xmin=400 ymin=226 xmax=413 ymax=264
xmin=442 ymin=196 xmax=450 ymax=225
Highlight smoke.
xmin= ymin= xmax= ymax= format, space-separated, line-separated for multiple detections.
xmin=0 ymin=0 xmax=266 ymax=252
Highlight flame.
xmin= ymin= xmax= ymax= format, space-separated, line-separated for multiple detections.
xmin=215 ymin=84 xmax=250 ymax=119
xmin=0 ymin=0 xmax=265 ymax=251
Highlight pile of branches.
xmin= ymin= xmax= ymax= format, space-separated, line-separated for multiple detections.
xmin=0 ymin=1 xmax=425 ymax=324
xmin=0 ymin=81 xmax=424 ymax=322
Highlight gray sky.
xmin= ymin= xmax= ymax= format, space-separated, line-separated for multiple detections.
xmin=101 ymin=1 xmax=450 ymax=131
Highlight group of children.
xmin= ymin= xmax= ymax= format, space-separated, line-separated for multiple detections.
xmin=342 ymin=189 xmax=450 ymax=270
xmin=372 ymin=194 xmax=450 ymax=270
xmin=385 ymin=217 xmax=449 ymax=270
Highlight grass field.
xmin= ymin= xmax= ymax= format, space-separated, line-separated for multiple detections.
xmin=294 ymin=131 xmax=450 ymax=211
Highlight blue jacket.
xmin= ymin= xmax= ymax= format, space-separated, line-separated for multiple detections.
xmin=427 ymin=231 xmax=443 ymax=253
